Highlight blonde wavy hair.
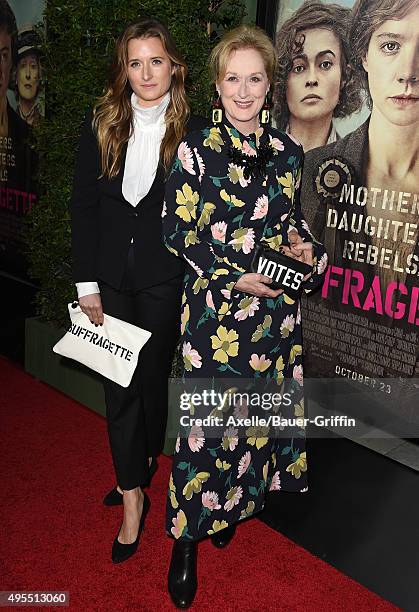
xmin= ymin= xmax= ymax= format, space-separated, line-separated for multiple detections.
xmin=209 ymin=24 xmax=277 ymax=84
xmin=93 ymin=17 xmax=190 ymax=177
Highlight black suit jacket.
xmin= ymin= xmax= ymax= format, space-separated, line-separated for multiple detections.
xmin=70 ymin=110 xmax=208 ymax=290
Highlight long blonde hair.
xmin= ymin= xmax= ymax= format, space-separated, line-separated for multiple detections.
xmin=93 ymin=17 xmax=190 ymax=177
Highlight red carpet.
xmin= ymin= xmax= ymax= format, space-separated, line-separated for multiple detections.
xmin=0 ymin=357 xmax=399 ymax=611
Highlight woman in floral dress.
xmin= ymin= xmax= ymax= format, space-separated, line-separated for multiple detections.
xmin=162 ymin=24 xmax=327 ymax=608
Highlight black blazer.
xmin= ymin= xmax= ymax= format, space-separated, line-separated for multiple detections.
xmin=70 ymin=110 xmax=207 ymax=290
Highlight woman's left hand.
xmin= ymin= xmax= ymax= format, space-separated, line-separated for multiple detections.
xmin=281 ymin=229 xmax=313 ymax=281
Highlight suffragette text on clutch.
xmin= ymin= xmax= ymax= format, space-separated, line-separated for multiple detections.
xmin=68 ymin=323 xmax=134 ymax=360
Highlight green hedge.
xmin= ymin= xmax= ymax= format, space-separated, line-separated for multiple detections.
xmin=27 ymin=0 xmax=248 ymax=327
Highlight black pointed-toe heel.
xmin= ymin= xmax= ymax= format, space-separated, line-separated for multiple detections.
xmin=168 ymin=539 xmax=198 ymax=609
xmin=103 ymin=458 xmax=158 ymax=506
xmin=210 ymin=524 xmax=236 ymax=548
xmin=111 ymin=491 xmax=150 ymax=564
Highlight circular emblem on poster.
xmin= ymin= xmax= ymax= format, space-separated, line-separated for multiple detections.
xmin=315 ymin=158 xmax=352 ymax=200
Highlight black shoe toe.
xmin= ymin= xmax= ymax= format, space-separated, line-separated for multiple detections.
xmin=168 ymin=540 xmax=197 ymax=609
xmin=210 ymin=524 xmax=236 ymax=548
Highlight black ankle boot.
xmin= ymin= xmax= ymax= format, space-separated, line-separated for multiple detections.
xmin=168 ymin=539 xmax=197 ymax=609
xmin=210 ymin=524 xmax=236 ymax=548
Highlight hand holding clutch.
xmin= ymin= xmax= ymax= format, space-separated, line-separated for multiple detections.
xmin=281 ymin=230 xmax=314 ymax=281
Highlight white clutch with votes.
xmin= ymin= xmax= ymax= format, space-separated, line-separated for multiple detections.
xmin=53 ymin=303 xmax=152 ymax=387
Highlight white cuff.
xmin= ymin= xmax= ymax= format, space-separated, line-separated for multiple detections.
xmin=287 ymin=225 xmax=297 ymax=233
xmin=76 ymin=282 xmax=100 ymax=298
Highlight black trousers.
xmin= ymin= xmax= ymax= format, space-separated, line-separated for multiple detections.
xmin=99 ymin=248 xmax=182 ymax=490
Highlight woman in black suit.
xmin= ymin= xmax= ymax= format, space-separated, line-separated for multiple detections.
xmin=70 ymin=17 xmax=206 ymax=564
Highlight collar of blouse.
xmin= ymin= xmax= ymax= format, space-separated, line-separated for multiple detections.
xmin=221 ymin=117 xmax=266 ymax=151
xmin=131 ymin=90 xmax=170 ymax=129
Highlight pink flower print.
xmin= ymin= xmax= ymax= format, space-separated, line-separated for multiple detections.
xmin=296 ymin=303 xmax=301 ymax=325
xmin=250 ymin=195 xmax=269 ymax=220
xmin=234 ymin=296 xmax=260 ymax=321
xmin=161 ymin=201 xmax=167 ymax=217
xmin=171 ymin=509 xmax=187 ymax=539
xmin=269 ymin=471 xmax=281 ymax=491
xmin=269 ymin=135 xmax=284 ymax=151
xmin=177 ymin=141 xmax=196 ymax=174
xmin=182 ymin=342 xmax=202 ymax=371
xmin=293 ymin=364 xmax=304 ymax=386
xmin=237 ymin=451 xmax=251 ymax=478
xmin=206 ymin=290 xmax=215 ymax=310
xmin=280 ymin=314 xmax=295 ymax=338
xmin=188 ymin=424 xmax=205 ymax=452
xmin=242 ymin=229 xmax=255 ymax=254
xmin=228 ymin=228 xmax=255 ymax=254
xmin=249 ymin=353 xmax=272 ymax=373
xmin=193 ymin=147 xmax=205 ymax=182
xmin=242 ymin=140 xmax=257 ymax=156
xmin=317 ymin=253 xmax=328 ymax=275
xmin=202 ymin=491 xmax=221 ymax=511
xmin=224 ymin=486 xmax=243 ymax=511
xmin=211 ymin=221 xmax=227 ymax=243
xmin=222 ymin=426 xmax=239 ymax=451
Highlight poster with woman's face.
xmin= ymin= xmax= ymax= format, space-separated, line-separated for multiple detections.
xmin=0 ymin=0 xmax=44 ymax=277
xmin=274 ymin=0 xmax=419 ymax=428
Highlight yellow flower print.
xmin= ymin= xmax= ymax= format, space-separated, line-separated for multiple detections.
xmin=192 ymin=276 xmax=209 ymax=294
xmin=211 ymin=268 xmax=229 ymax=280
xmin=225 ymin=126 xmax=242 ymax=150
xmin=263 ymin=235 xmax=283 ymax=251
xmin=175 ymin=183 xmax=199 ymax=222
xmin=169 ymin=473 xmax=179 ymax=510
xmin=217 ymin=301 xmax=232 ymax=321
xmin=207 ymin=520 xmax=229 ymax=535
xmin=182 ymin=471 xmax=210 ymax=500
xmin=289 ymin=344 xmax=302 ymax=364
xmin=203 ymin=127 xmax=224 ymax=152
xmin=294 ymin=399 xmax=304 ymax=418
xmin=286 ymin=452 xmax=307 ymax=479
xmin=246 ymin=425 xmax=269 ymax=449
xmin=210 ymin=325 xmax=239 ymax=363
xmin=251 ymin=315 xmax=272 ymax=342
xmin=180 ymin=303 xmax=190 ymax=334
xmin=185 ymin=229 xmax=199 ymax=247
xmin=262 ymin=460 xmax=269 ymax=482
xmin=165 ymin=244 xmax=179 ymax=257
xmin=220 ymin=257 xmax=245 ymax=274
xmin=294 ymin=400 xmax=305 ymax=428
xmin=215 ymin=458 xmax=231 ymax=471
xmin=278 ymin=172 xmax=295 ymax=200
xmin=271 ymin=452 xmax=277 ymax=468
xmin=220 ymin=189 xmax=245 ymax=208
xmin=275 ymin=354 xmax=285 ymax=386
xmin=227 ymin=163 xmax=250 ymax=187
xmin=283 ymin=294 xmax=295 ymax=305
xmin=197 ymin=201 xmax=216 ymax=230
xmin=240 ymin=500 xmax=255 ymax=519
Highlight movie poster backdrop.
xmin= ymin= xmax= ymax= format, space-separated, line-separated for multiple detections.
xmin=0 ymin=0 xmax=44 ymax=277
xmin=274 ymin=0 xmax=419 ymax=428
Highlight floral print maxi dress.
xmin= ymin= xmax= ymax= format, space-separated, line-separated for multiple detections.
xmin=162 ymin=120 xmax=327 ymax=541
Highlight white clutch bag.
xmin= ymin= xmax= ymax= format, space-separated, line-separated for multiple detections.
xmin=53 ymin=303 xmax=152 ymax=387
